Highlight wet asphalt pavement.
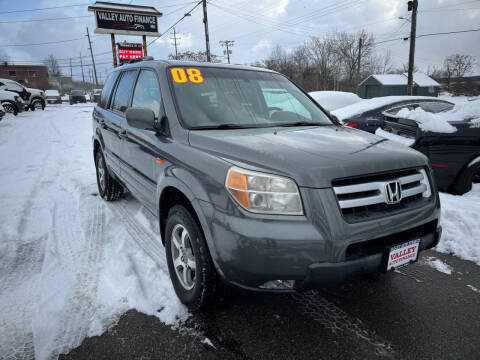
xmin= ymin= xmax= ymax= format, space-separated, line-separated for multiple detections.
xmin=62 ymin=250 xmax=480 ymax=360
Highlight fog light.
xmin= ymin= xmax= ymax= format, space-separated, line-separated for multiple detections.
xmin=259 ymin=280 xmax=295 ymax=290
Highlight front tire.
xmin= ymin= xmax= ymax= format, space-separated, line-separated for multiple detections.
xmin=451 ymin=160 xmax=480 ymax=195
xmin=95 ymin=151 xmax=123 ymax=201
xmin=2 ymin=102 xmax=18 ymax=115
xmin=165 ymin=205 xmax=222 ymax=311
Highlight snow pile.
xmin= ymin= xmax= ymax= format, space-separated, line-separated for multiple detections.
xmin=331 ymin=95 xmax=439 ymax=121
xmin=392 ymin=99 xmax=480 ymax=133
xmin=308 ymin=91 xmax=361 ymax=111
xmin=423 ymin=257 xmax=452 ymax=275
xmin=375 ymin=128 xmax=415 ymax=146
xmin=0 ymin=105 xmax=187 ymax=360
xmin=436 ymin=185 xmax=480 ymax=266
xmin=396 ymin=107 xmax=457 ymax=133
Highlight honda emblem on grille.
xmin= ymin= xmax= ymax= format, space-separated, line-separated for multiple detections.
xmin=385 ymin=181 xmax=402 ymax=204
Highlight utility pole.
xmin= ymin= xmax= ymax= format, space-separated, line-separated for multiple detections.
xmin=357 ymin=37 xmax=362 ymax=88
xmin=86 ymin=27 xmax=99 ymax=86
xmin=170 ymin=27 xmax=181 ymax=60
xmin=69 ymin=58 xmax=72 ymax=79
xmin=80 ymin=52 xmax=85 ymax=89
xmin=202 ymin=0 xmax=211 ymax=62
xmin=407 ymin=0 xmax=418 ymax=96
xmin=219 ymin=40 xmax=234 ymax=64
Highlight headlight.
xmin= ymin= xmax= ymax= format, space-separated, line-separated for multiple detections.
xmin=225 ymin=166 xmax=303 ymax=215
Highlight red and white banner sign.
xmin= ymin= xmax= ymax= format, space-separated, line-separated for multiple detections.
xmin=118 ymin=43 xmax=143 ymax=63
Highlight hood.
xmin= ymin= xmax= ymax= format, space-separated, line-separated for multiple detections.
xmin=188 ymin=125 xmax=429 ymax=188
xmin=27 ymin=87 xmax=45 ymax=97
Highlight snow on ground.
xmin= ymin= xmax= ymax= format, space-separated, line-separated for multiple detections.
xmin=0 ymin=103 xmax=479 ymax=359
xmin=422 ymin=257 xmax=453 ymax=275
xmin=0 ymin=105 xmax=187 ymax=360
xmin=437 ymin=185 xmax=480 ymax=266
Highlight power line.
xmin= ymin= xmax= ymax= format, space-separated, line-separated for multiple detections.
xmin=375 ymin=28 xmax=480 ymax=46
xmin=0 ymin=15 xmax=91 ymax=24
xmin=148 ymin=1 xmax=203 ymax=46
xmin=0 ymin=2 xmax=92 ymax=14
xmin=1 ymin=37 xmax=86 ymax=47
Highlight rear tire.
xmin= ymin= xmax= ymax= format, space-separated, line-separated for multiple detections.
xmin=95 ymin=150 xmax=123 ymax=201
xmin=165 ymin=205 xmax=222 ymax=311
xmin=451 ymin=160 xmax=480 ymax=195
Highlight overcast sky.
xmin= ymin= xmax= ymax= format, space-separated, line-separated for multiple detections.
xmin=1 ymin=0 xmax=479 ymax=82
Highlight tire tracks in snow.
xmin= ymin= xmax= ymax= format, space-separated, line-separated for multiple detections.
xmin=108 ymin=201 xmax=167 ymax=272
xmin=47 ymin=203 xmax=106 ymax=358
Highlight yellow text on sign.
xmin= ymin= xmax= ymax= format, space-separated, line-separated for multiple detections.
xmin=170 ymin=68 xmax=204 ymax=84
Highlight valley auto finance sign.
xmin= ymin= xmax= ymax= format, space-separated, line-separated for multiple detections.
xmin=96 ymin=10 xmax=158 ymax=34
xmin=118 ymin=43 xmax=143 ymax=63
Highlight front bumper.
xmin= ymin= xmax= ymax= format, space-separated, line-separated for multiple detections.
xmin=203 ymin=186 xmax=441 ymax=292
xmin=296 ymin=225 xmax=441 ymax=290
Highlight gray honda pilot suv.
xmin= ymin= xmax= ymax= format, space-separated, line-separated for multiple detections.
xmin=92 ymin=58 xmax=441 ymax=310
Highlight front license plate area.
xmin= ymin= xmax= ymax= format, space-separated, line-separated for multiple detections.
xmin=386 ymin=239 xmax=420 ymax=271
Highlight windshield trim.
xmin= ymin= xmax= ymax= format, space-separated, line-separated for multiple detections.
xmin=166 ymin=66 xmax=338 ymax=130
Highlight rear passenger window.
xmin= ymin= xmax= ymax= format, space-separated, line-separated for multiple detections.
xmin=111 ymin=70 xmax=137 ymax=113
xmin=100 ymin=72 xmax=118 ymax=108
xmin=131 ymin=70 xmax=161 ymax=118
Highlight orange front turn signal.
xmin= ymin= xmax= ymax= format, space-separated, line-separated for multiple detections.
xmin=226 ymin=169 xmax=250 ymax=209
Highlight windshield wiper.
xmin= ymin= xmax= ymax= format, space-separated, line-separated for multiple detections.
xmin=193 ymin=123 xmax=255 ymax=130
xmin=275 ymin=121 xmax=326 ymax=127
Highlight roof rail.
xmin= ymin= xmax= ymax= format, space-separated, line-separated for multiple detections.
xmin=128 ymin=56 xmax=154 ymax=63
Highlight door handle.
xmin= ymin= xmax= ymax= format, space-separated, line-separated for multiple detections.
xmin=118 ymin=130 xmax=127 ymax=139
xmin=99 ymin=119 xmax=106 ymax=128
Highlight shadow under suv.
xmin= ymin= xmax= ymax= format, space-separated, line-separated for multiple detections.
xmin=92 ymin=58 xmax=441 ymax=310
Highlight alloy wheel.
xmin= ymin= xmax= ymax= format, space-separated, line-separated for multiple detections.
xmin=2 ymin=103 xmax=15 ymax=114
xmin=97 ymin=156 xmax=106 ymax=192
xmin=170 ymin=224 xmax=196 ymax=290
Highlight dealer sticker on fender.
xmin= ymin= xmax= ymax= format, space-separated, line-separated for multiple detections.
xmin=387 ymin=239 xmax=420 ymax=271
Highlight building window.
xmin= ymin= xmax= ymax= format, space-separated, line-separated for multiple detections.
xmin=9 ymin=70 xmax=16 ymax=77
xmin=28 ymin=71 xmax=37 ymax=77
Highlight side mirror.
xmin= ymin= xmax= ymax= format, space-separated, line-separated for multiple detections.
xmin=125 ymin=107 xmax=155 ymax=130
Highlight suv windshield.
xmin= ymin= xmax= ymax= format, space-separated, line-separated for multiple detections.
xmin=71 ymin=91 xmax=83 ymax=96
xmin=170 ymin=67 xmax=332 ymax=129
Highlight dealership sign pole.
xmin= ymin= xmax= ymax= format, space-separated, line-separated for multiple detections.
xmin=88 ymin=2 xmax=162 ymax=67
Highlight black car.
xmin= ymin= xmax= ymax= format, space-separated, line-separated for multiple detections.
xmin=69 ymin=90 xmax=87 ymax=105
xmin=382 ymin=111 xmax=480 ymax=195
xmin=335 ymin=97 xmax=454 ymax=133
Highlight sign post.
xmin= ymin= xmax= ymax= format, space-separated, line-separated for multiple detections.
xmin=88 ymin=2 xmax=162 ymax=67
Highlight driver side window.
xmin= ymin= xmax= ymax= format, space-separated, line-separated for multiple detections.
xmin=131 ymin=70 xmax=161 ymax=118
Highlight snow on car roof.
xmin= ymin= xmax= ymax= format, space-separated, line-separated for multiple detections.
xmin=308 ymin=91 xmax=361 ymax=111
xmin=331 ymin=96 xmax=441 ymax=121
xmin=45 ymin=90 xmax=60 ymax=96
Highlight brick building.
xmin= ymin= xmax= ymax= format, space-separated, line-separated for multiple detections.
xmin=0 ymin=63 xmax=49 ymax=89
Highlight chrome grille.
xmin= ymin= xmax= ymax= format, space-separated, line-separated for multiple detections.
xmin=333 ymin=169 xmax=432 ymax=222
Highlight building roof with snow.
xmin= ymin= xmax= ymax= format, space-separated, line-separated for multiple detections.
xmin=358 ymin=72 xmax=440 ymax=99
